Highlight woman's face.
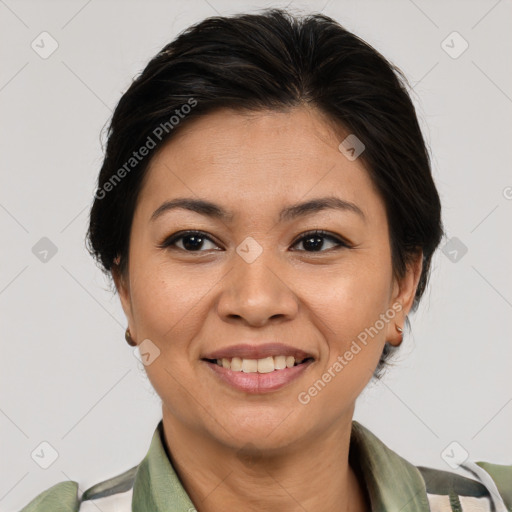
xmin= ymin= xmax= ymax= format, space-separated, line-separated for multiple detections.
xmin=115 ymin=106 xmax=421 ymax=452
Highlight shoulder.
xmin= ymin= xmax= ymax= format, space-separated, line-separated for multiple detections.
xmin=19 ymin=481 xmax=80 ymax=512
xmin=350 ymin=420 xmax=512 ymax=511
xmin=416 ymin=461 xmax=512 ymax=512
xmin=19 ymin=466 xmax=138 ymax=512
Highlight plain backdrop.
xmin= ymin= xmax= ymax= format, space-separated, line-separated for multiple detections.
xmin=1 ymin=0 xmax=511 ymax=510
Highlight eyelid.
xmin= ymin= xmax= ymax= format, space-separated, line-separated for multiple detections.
xmin=290 ymin=229 xmax=352 ymax=249
xmin=156 ymin=230 xmax=222 ymax=250
xmin=157 ymin=229 xmax=352 ymax=252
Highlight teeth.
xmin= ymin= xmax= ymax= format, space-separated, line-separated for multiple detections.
xmin=274 ymin=355 xmax=287 ymax=370
xmin=242 ymin=358 xmax=258 ymax=373
xmin=257 ymin=356 xmax=275 ymax=373
xmin=231 ymin=357 xmax=242 ymax=371
xmin=213 ymin=355 xmax=310 ymax=373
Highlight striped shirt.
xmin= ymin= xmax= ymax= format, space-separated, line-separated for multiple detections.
xmin=20 ymin=419 xmax=512 ymax=511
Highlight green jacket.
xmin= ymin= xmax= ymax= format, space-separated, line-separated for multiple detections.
xmin=20 ymin=419 xmax=512 ymax=511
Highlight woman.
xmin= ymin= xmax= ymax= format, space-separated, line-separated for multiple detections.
xmin=21 ymin=8 xmax=511 ymax=512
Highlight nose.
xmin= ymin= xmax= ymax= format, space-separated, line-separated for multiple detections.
xmin=216 ymin=250 xmax=299 ymax=327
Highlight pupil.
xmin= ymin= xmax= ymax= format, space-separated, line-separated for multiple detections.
xmin=304 ymin=235 xmax=323 ymax=251
xmin=183 ymin=234 xmax=203 ymax=251
xmin=181 ymin=234 xmax=325 ymax=251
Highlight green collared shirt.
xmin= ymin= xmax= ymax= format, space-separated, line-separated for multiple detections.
xmin=20 ymin=419 xmax=512 ymax=511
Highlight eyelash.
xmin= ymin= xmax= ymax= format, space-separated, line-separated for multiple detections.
xmin=157 ymin=229 xmax=351 ymax=253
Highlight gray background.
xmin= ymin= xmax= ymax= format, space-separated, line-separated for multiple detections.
xmin=1 ymin=0 xmax=511 ymax=509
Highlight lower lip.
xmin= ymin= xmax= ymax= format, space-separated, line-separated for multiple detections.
xmin=203 ymin=360 xmax=314 ymax=393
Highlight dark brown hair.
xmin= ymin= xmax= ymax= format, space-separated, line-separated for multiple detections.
xmin=86 ymin=8 xmax=444 ymax=378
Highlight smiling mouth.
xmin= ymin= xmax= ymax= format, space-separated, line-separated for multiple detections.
xmin=202 ymin=355 xmax=314 ymax=373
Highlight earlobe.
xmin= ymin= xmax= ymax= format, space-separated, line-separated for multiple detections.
xmin=386 ymin=306 xmax=405 ymax=347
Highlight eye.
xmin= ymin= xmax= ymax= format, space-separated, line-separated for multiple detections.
xmin=157 ymin=230 xmax=220 ymax=252
xmin=291 ymin=230 xmax=350 ymax=252
xmin=158 ymin=229 xmax=351 ymax=253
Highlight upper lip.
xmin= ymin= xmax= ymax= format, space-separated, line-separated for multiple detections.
xmin=202 ymin=343 xmax=315 ymax=361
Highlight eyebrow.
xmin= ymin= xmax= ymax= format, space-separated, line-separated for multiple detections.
xmin=150 ymin=196 xmax=365 ymax=223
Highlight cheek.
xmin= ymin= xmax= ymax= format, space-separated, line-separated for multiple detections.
xmin=128 ymin=264 xmax=207 ymax=420
xmin=296 ymin=280 xmax=392 ymax=413
xmin=316 ymin=260 xmax=393 ymax=373
xmin=319 ymin=258 xmax=392 ymax=329
xmin=129 ymin=258 xmax=216 ymax=345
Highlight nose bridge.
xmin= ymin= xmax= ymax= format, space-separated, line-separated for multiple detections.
xmin=216 ymin=237 xmax=298 ymax=325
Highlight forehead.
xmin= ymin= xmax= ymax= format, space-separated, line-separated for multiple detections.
xmin=136 ymin=107 xmax=383 ymax=223
xmin=160 ymin=106 xmax=346 ymax=167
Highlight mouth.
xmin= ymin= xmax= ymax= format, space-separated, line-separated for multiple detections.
xmin=200 ymin=343 xmax=316 ymax=393
xmin=201 ymin=343 xmax=316 ymax=395
xmin=201 ymin=355 xmax=315 ymax=373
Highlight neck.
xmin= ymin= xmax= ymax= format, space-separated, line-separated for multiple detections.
xmin=160 ymin=407 xmax=370 ymax=512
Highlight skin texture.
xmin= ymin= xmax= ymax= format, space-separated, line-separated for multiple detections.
xmin=114 ymin=106 xmax=422 ymax=512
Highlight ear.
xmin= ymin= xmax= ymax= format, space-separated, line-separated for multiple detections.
xmin=112 ymin=260 xmax=136 ymax=340
xmin=386 ymin=250 xmax=423 ymax=347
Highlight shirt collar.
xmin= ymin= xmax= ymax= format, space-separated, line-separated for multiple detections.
xmin=132 ymin=419 xmax=430 ymax=512
xmin=349 ymin=421 xmax=431 ymax=511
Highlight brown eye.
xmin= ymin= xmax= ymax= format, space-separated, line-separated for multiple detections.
xmin=158 ymin=229 xmax=350 ymax=253
xmin=292 ymin=230 xmax=350 ymax=252
xmin=158 ymin=231 xmax=219 ymax=252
